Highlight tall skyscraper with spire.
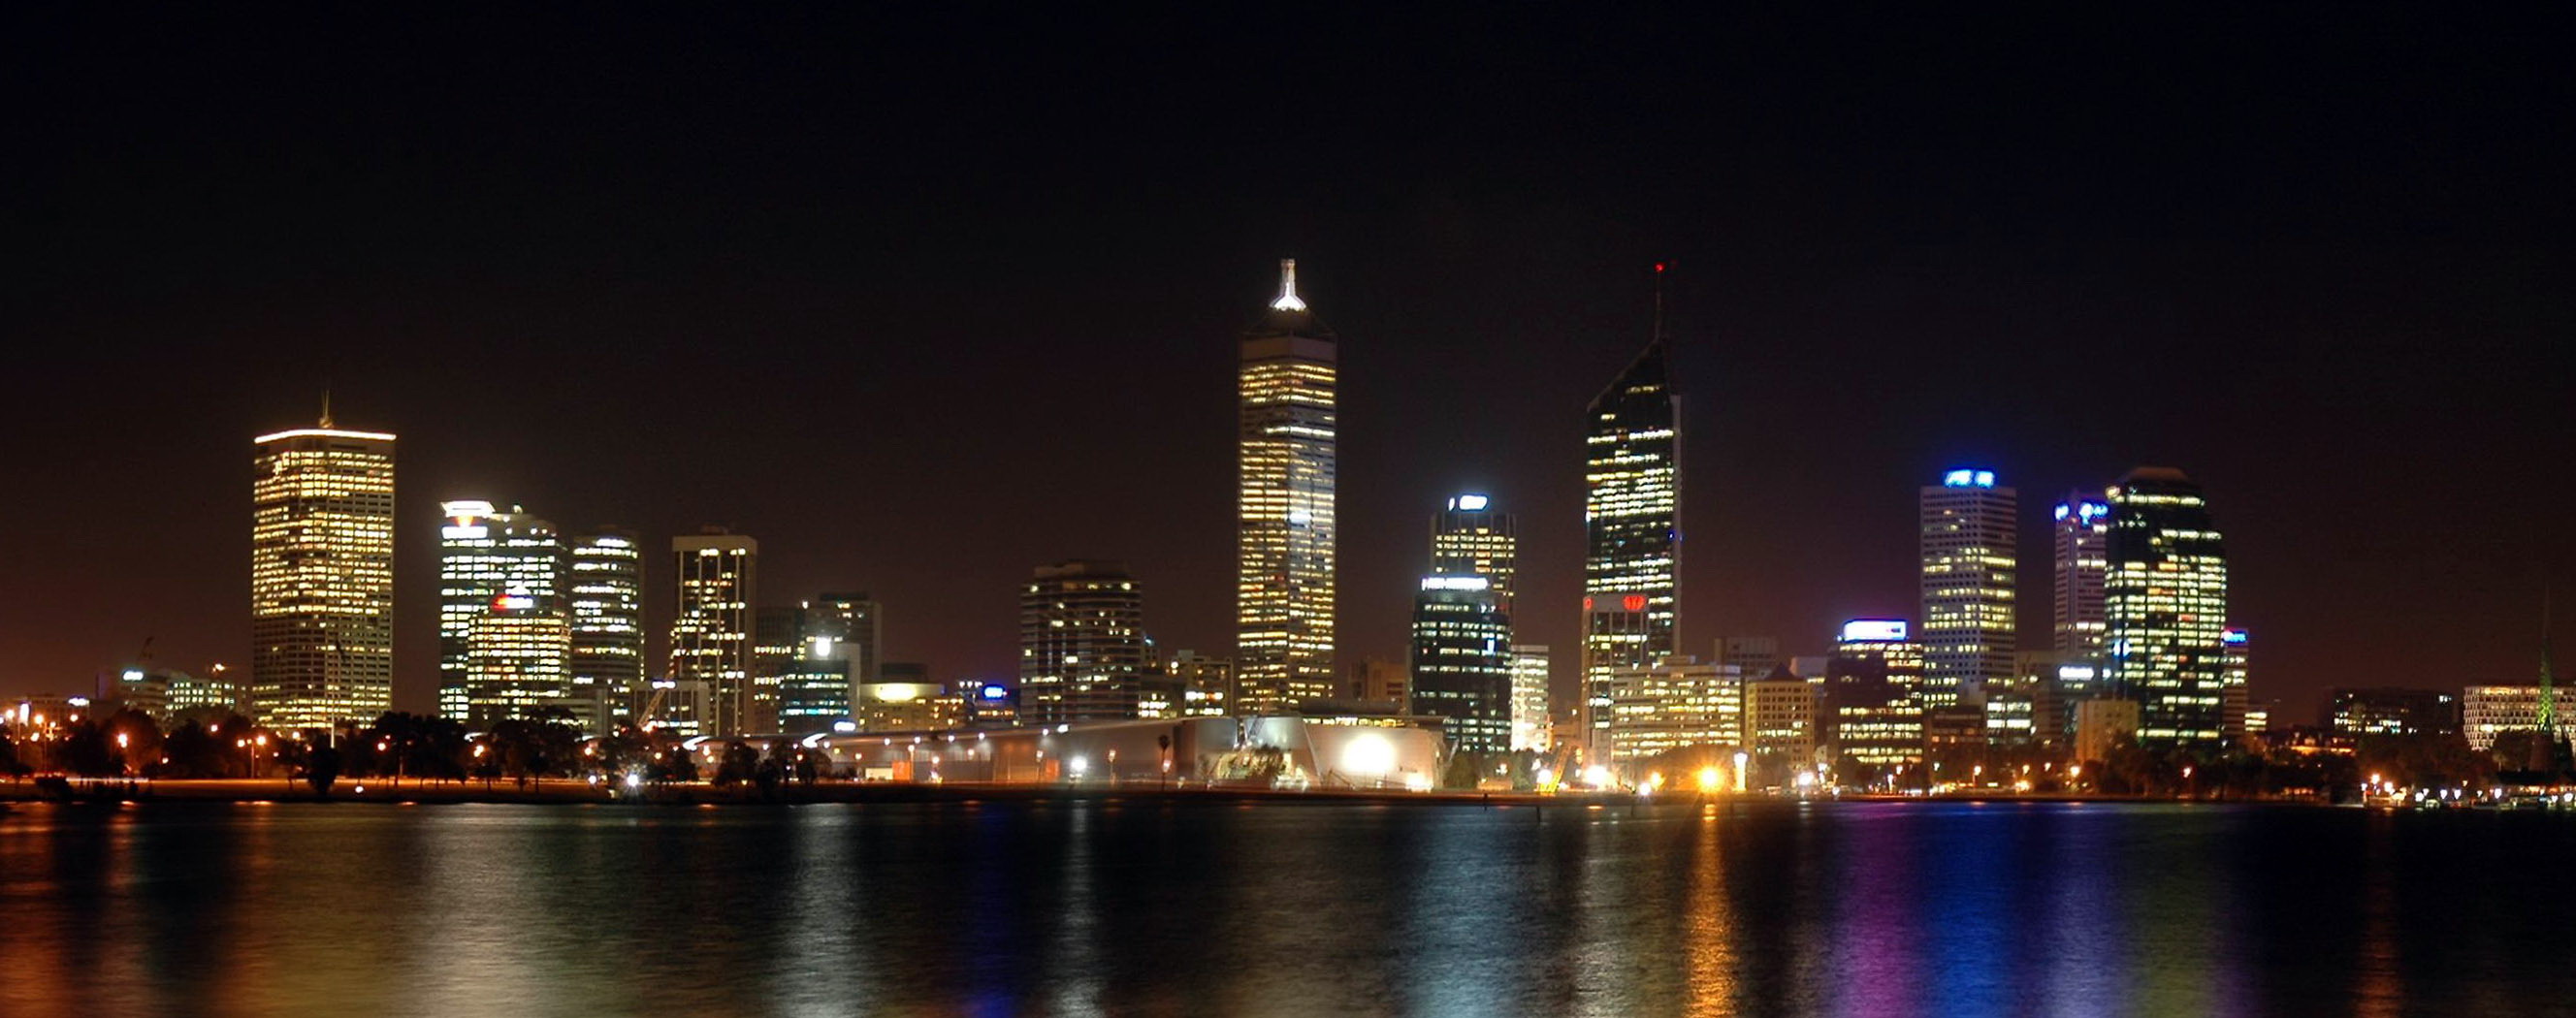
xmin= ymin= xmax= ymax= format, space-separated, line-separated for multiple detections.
xmin=1236 ymin=259 xmax=1338 ymax=713
xmin=2103 ymin=466 xmax=2228 ymax=749
xmin=1580 ymin=268 xmax=1680 ymax=759
xmin=250 ymin=400 xmax=397 ymax=730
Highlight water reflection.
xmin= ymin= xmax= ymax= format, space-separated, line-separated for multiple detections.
xmin=4 ymin=800 xmax=2576 ymax=1016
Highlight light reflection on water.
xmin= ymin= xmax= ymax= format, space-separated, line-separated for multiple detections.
xmin=5 ymin=799 xmax=2575 ymax=1017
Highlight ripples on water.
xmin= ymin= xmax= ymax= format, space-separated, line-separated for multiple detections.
xmin=2 ymin=799 xmax=2569 ymax=1017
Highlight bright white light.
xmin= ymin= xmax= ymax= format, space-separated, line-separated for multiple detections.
xmin=1068 ymin=755 xmax=1089 ymax=776
xmin=1269 ymin=258 xmax=1306 ymax=311
xmin=121 ymin=670 xmax=145 ymax=683
xmin=625 ymin=773 xmax=642 ymax=789
xmin=1584 ymin=765 xmax=1612 ymax=789
xmin=1420 ymin=575 xmax=1491 ymax=591
xmin=1339 ymin=732 xmax=1398 ymax=776
xmin=1452 ymin=493 xmax=1490 ymax=511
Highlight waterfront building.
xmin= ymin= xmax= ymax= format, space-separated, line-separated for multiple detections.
xmin=1821 ymin=620 xmax=1924 ymax=768
xmin=1019 ymin=560 xmax=1148 ymax=725
xmin=1746 ymin=665 xmax=1819 ymax=763
xmin=2329 ymin=687 xmax=2461 ymax=738
xmin=1236 ymin=259 xmax=1338 ymax=713
xmin=1408 ymin=576 xmax=1513 ymax=753
xmin=2074 ymin=698 xmax=2141 ymax=764
xmin=960 ymin=677 xmax=1019 ymax=728
xmin=810 ymin=593 xmax=884 ymax=719
xmin=1510 ymin=645 xmax=1552 ymax=752
xmin=2463 ymin=685 xmax=2576 ymax=751
xmin=2052 ymin=492 xmax=2110 ymax=655
xmin=853 ymin=664 xmax=965 ymax=733
xmin=107 ymin=668 xmax=171 ymax=719
xmin=2222 ymin=626 xmax=2250 ymax=739
xmin=670 ymin=528 xmax=757 ymax=735
xmin=1920 ymin=468 xmax=2016 ymax=743
xmin=2013 ymin=651 xmax=2095 ymax=746
xmin=2104 ymin=467 xmax=2229 ymax=749
xmin=1169 ymin=651 xmax=1235 ymax=716
xmin=753 ymin=602 xmax=855 ymax=736
xmin=567 ymin=528 xmax=643 ymax=732
xmin=1580 ymin=284 xmax=1680 ymax=761
xmin=166 ymin=666 xmax=244 ymax=717
xmin=250 ymin=415 xmax=396 ymax=731
xmin=1981 ymin=675 xmax=2038 ymax=748
xmin=1605 ymin=657 xmax=1741 ymax=766
xmin=438 ymin=501 xmax=563 ymax=722
xmin=465 ymin=592 xmax=573 ymax=726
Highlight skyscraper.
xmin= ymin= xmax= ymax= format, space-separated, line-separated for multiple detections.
xmin=2052 ymin=493 xmax=2110 ymax=655
xmin=1431 ymin=493 xmax=1516 ymax=614
xmin=1919 ymin=468 xmax=2016 ymax=742
xmin=1408 ymin=575 xmax=1513 ymax=753
xmin=2104 ymin=467 xmax=2229 ymax=749
xmin=437 ymin=500 xmax=563 ymax=722
xmin=1236 ymin=259 xmax=1338 ymax=713
xmin=1019 ymin=560 xmax=1148 ymax=724
xmin=250 ymin=413 xmax=396 ymax=731
xmin=568 ymin=527 xmax=644 ymax=731
xmin=670 ymin=528 xmax=757 ymax=735
xmin=1580 ymin=282 xmax=1679 ymax=760
xmin=1823 ymin=620 xmax=1926 ymax=770
xmin=465 ymin=592 xmax=573 ymax=726
xmin=2221 ymin=625 xmax=2249 ymax=739
xmin=1509 ymin=645 xmax=1551 ymax=752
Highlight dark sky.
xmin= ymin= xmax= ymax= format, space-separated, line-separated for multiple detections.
xmin=6 ymin=5 xmax=2571 ymax=722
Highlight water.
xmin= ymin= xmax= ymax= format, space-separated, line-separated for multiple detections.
xmin=3 ymin=798 xmax=2571 ymax=1017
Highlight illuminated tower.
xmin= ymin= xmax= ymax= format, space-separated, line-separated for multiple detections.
xmin=250 ymin=409 xmax=396 ymax=731
xmin=2052 ymin=492 xmax=2110 ymax=655
xmin=1020 ymin=560 xmax=1147 ymax=724
xmin=670 ymin=528 xmax=758 ymax=734
xmin=568 ymin=527 xmax=644 ymax=731
xmin=1410 ymin=576 xmax=1513 ymax=753
xmin=465 ymin=592 xmax=573 ymax=726
xmin=437 ymin=500 xmax=563 ymax=721
xmin=1580 ymin=270 xmax=1680 ymax=759
xmin=1919 ymin=468 xmax=2016 ymax=743
xmin=1432 ymin=493 xmax=1517 ymax=615
xmin=2103 ymin=467 xmax=2229 ymax=749
xmin=1236 ymin=259 xmax=1338 ymax=712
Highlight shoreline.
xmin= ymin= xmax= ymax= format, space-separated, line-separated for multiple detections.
xmin=0 ymin=778 xmax=2337 ymax=809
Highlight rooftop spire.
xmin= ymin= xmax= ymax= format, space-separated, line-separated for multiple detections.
xmin=319 ymin=386 xmax=335 ymax=429
xmin=1652 ymin=261 xmax=1667 ymax=344
xmin=1271 ymin=258 xmax=1306 ymax=312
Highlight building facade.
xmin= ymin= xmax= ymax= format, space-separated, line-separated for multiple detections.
xmin=670 ymin=528 xmax=757 ymax=735
xmin=1019 ymin=560 xmax=1148 ymax=725
xmin=250 ymin=418 xmax=397 ymax=730
xmin=2052 ymin=493 xmax=2110 ymax=655
xmin=2463 ymin=685 xmax=2576 ymax=751
xmin=1822 ymin=620 xmax=1925 ymax=769
xmin=1236 ymin=259 xmax=1339 ymax=713
xmin=437 ymin=500 xmax=563 ymax=722
xmin=567 ymin=528 xmax=644 ymax=732
xmin=1604 ymin=658 xmax=1741 ymax=767
xmin=1169 ymin=651 xmax=1235 ymax=717
xmin=2104 ymin=467 xmax=2229 ymax=749
xmin=1407 ymin=576 xmax=1513 ymax=753
xmin=1510 ymin=645 xmax=1551 ymax=752
xmin=465 ymin=593 xmax=573 ymax=726
xmin=2329 ymin=687 xmax=2461 ymax=738
xmin=1580 ymin=304 xmax=1679 ymax=761
xmin=1920 ymin=468 xmax=2016 ymax=741
xmin=1431 ymin=493 xmax=1517 ymax=614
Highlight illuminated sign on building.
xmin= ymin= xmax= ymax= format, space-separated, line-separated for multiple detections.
xmin=1840 ymin=620 xmax=1910 ymax=643
xmin=1943 ymin=468 xmax=1998 ymax=489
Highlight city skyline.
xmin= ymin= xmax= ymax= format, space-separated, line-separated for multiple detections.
xmin=8 ymin=7 xmax=2573 ymax=719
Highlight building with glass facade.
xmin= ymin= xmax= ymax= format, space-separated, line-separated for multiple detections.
xmin=2103 ymin=467 xmax=2229 ymax=749
xmin=670 ymin=528 xmax=757 ymax=735
xmin=1236 ymin=260 xmax=1339 ymax=714
xmin=1920 ymin=468 xmax=2015 ymax=744
xmin=2463 ymin=685 xmax=2576 ymax=751
xmin=2052 ymin=493 xmax=2110 ymax=655
xmin=1604 ymin=657 xmax=1740 ymax=767
xmin=437 ymin=500 xmax=563 ymax=722
xmin=1431 ymin=493 xmax=1516 ymax=614
xmin=1510 ymin=644 xmax=1551 ymax=752
xmin=1019 ymin=560 xmax=1147 ymax=724
xmin=465 ymin=593 xmax=574 ymax=726
xmin=1169 ymin=651 xmax=1235 ymax=716
xmin=1822 ymin=620 xmax=1925 ymax=768
xmin=250 ymin=418 xmax=396 ymax=731
xmin=567 ymin=527 xmax=643 ymax=732
xmin=1407 ymin=576 xmax=1513 ymax=753
xmin=1580 ymin=306 xmax=1679 ymax=761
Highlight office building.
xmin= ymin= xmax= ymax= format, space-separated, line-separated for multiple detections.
xmin=1431 ymin=493 xmax=1517 ymax=613
xmin=2329 ymin=687 xmax=2461 ymax=739
xmin=1920 ymin=468 xmax=2016 ymax=739
xmin=465 ymin=592 xmax=573 ymax=726
xmin=1604 ymin=657 xmax=1740 ymax=766
xmin=670 ymin=528 xmax=758 ymax=735
xmin=438 ymin=501 xmax=563 ymax=722
xmin=250 ymin=415 xmax=396 ymax=730
xmin=567 ymin=528 xmax=644 ymax=731
xmin=1746 ymin=665 xmax=1819 ymax=762
xmin=166 ymin=666 xmax=244 ymax=717
xmin=2104 ymin=467 xmax=2229 ymax=749
xmin=2074 ymin=698 xmax=2141 ymax=763
xmin=2463 ymin=685 xmax=2576 ymax=751
xmin=1822 ymin=620 xmax=1924 ymax=769
xmin=1019 ymin=560 xmax=1148 ymax=724
xmin=1408 ymin=576 xmax=1513 ymax=753
xmin=811 ymin=593 xmax=884 ymax=719
xmin=2222 ymin=626 xmax=2250 ymax=739
xmin=1715 ymin=636 xmax=1781 ymax=684
xmin=1236 ymin=259 xmax=1339 ymax=712
xmin=1510 ymin=645 xmax=1552 ymax=752
xmin=1580 ymin=285 xmax=1680 ymax=760
xmin=1169 ymin=651 xmax=1235 ymax=716
xmin=2052 ymin=493 xmax=2110 ymax=655
xmin=1351 ymin=657 xmax=1409 ymax=707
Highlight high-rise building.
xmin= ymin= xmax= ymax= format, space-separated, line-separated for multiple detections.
xmin=755 ymin=601 xmax=858 ymax=736
xmin=465 ymin=592 xmax=574 ymax=726
xmin=2052 ymin=493 xmax=2110 ymax=655
xmin=1169 ymin=652 xmax=1235 ymax=716
xmin=1746 ymin=665 xmax=1819 ymax=763
xmin=2103 ymin=467 xmax=2229 ymax=749
xmin=1408 ymin=576 xmax=1513 ymax=753
xmin=2463 ymin=685 xmax=2576 ymax=751
xmin=437 ymin=501 xmax=563 ymax=722
xmin=670 ymin=528 xmax=757 ymax=735
xmin=1019 ymin=560 xmax=1147 ymax=724
xmin=250 ymin=415 xmax=396 ymax=731
xmin=567 ymin=528 xmax=643 ymax=731
xmin=1920 ymin=468 xmax=2016 ymax=742
xmin=1822 ymin=620 xmax=1925 ymax=769
xmin=1431 ymin=493 xmax=1516 ymax=614
xmin=1604 ymin=657 xmax=1740 ymax=767
xmin=1580 ymin=286 xmax=1679 ymax=761
xmin=810 ymin=592 xmax=884 ymax=719
xmin=1236 ymin=259 xmax=1338 ymax=713
xmin=1510 ymin=645 xmax=1552 ymax=752
xmin=2221 ymin=626 xmax=2250 ymax=739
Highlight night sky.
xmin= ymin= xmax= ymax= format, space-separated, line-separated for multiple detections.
xmin=7 ymin=6 xmax=2570 ymax=721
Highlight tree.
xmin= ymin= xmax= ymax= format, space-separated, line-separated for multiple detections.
xmin=714 ymin=740 xmax=761 ymax=786
xmin=306 ymin=746 xmax=341 ymax=797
